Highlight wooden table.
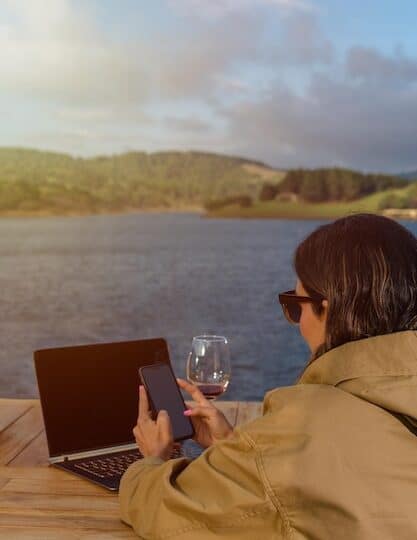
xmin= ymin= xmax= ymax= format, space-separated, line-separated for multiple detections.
xmin=0 ymin=399 xmax=262 ymax=539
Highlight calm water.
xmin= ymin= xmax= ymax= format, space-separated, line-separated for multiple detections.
xmin=1 ymin=213 xmax=416 ymax=401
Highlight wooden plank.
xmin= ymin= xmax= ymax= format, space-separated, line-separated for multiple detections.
xmin=0 ymin=400 xmax=261 ymax=540
xmin=0 ymin=400 xmax=36 ymax=432
xmin=0 ymin=513 xmax=126 ymax=532
xmin=236 ymin=401 xmax=263 ymax=427
xmin=0 ymin=528 xmax=136 ymax=540
xmin=8 ymin=430 xmax=49 ymax=467
xmin=0 ymin=529 xmax=82 ymax=540
xmin=0 ymin=466 xmax=87 ymax=482
xmin=0 ymin=404 xmax=44 ymax=466
xmin=3 ymin=478 xmax=106 ymax=497
xmin=0 ymin=475 xmax=9 ymax=490
xmin=1 ymin=468 xmax=111 ymax=497
xmin=0 ymin=492 xmax=119 ymax=513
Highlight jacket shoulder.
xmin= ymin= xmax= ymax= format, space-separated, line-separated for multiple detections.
xmin=236 ymin=383 xmax=369 ymax=445
xmin=234 ymin=383 xmax=417 ymax=539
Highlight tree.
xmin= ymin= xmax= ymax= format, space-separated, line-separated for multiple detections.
xmin=259 ymin=182 xmax=279 ymax=201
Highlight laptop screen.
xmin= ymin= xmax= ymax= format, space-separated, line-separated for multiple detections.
xmin=34 ymin=338 xmax=170 ymax=457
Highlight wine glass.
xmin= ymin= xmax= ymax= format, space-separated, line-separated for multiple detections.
xmin=186 ymin=335 xmax=231 ymax=400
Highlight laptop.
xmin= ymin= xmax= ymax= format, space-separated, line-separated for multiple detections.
xmin=34 ymin=338 xmax=203 ymax=492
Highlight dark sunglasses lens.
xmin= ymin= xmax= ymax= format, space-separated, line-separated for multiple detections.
xmin=283 ymin=302 xmax=301 ymax=324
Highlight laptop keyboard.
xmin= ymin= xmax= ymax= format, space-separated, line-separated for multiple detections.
xmin=72 ymin=447 xmax=178 ymax=479
xmin=71 ymin=442 xmax=202 ymax=480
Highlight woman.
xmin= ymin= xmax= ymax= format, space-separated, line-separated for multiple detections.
xmin=119 ymin=213 xmax=417 ymax=539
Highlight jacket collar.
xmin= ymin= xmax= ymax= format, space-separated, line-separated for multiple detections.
xmin=297 ymin=330 xmax=417 ymax=386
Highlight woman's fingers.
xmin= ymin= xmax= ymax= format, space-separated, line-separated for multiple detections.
xmin=138 ymin=385 xmax=152 ymax=422
xmin=157 ymin=410 xmax=173 ymax=442
xmin=184 ymin=404 xmax=233 ymax=445
xmin=176 ymin=378 xmax=210 ymax=406
xmin=184 ymin=405 xmax=216 ymax=419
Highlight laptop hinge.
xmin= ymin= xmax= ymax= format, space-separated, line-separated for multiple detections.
xmin=49 ymin=442 xmax=138 ymax=464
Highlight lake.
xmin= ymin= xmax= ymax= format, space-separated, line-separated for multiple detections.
xmin=1 ymin=213 xmax=416 ymax=401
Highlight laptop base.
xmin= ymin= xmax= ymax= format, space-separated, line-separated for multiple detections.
xmin=52 ymin=440 xmax=204 ymax=491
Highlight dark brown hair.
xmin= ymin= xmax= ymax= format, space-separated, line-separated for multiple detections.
xmin=294 ymin=212 xmax=417 ymax=366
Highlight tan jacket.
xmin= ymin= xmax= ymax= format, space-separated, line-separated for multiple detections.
xmin=119 ymin=330 xmax=417 ymax=539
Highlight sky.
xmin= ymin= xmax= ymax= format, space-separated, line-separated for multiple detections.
xmin=1 ymin=0 xmax=417 ymax=172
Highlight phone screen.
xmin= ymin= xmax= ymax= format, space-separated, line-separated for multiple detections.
xmin=139 ymin=363 xmax=194 ymax=441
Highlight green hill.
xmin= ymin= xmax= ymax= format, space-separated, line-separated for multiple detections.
xmin=207 ymin=169 xmax=417 ymax=220
xmin=398 ymin=170 xmax=417 ymax=181
xmin=2 ymin=148 xmax=416 ymax=219
xmin=0 ymin=148 xmax=285 ymax=216
xmin=274 ymin=167 xmax=409 ymax=202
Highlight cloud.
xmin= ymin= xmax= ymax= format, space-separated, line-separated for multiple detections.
xmin=152 ymin=12 xmax=265 ymax=101
xmin=23 ymin=118 xmax=234 ymax=158
xmin=0 ymin=0 xmax=320 ymax=111
xmin=223 ymin=47 xmax=417 ymax=172
xmin=169 ymin=0 xmax=312 ymax=18
xmin=1 ymin=1 xmax=417 ymax=172
xmin=163 ymin=115 xmax=212 ymax=132
xmin=346 ymin=46 xmax=417 ymax=84
xmin=0 ymin=0 xmax=270 ymax=156
xmin=0 ymin=0 xmax=149 ymax=107
xmin=273 ymin=11 xmax=334 ymax=65
xmin=0 ymin=0 xmax=266 ymax=109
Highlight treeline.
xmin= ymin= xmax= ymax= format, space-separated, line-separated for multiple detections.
xmin=204 ymin=167 xmax=417 ymax=212
xmin=260 ymin=168 xmax=409 ymax=203
xmin=0 ymin=148 xmax=272 ymax=213
xmin=3 ymin=150 xmax=416 ymax=215
xmin=377 ymin=185 xmax=417 ymax=210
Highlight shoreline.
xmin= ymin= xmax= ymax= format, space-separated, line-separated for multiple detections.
xmin=0 ymin=207 xmax=416 ymax=221
xmin=206 ymin=213 xmax=417 ymax=222
xmin=0 ymin=206 xmax=204 ymax=219
xmin=206 ymin=206 xmax=417 ymax=221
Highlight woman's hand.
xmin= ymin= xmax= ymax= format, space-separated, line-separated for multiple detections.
xmin=176 ymin=378 xmax=234 ymax=448
xmin=132 ymin=385 xmax=179 ymax=461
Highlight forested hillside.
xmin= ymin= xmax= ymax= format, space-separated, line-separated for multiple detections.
xmin=2 ymin=149 xmax=415 ymax=218
xmin=0 ymin=148 xmax=283 ymax=214
xmin=261 ymin=168 xmax=409 ymax=202
xmin=205 ymin=167 xmax=417 ymax=218
xmin=398 ymin=170 xmax=417 ymax=181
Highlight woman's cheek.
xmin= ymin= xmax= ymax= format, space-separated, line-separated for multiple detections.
xmin=299 ymin=311 xmax=307 ymax=339
xmin=299 ymin=308 xmax=313 ymax=352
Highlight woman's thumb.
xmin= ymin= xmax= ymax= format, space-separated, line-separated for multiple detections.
xmin=157 ymin=409 xmax=172 ymax=431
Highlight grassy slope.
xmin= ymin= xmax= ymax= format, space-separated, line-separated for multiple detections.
xmin=1 ymin=147 xmax=414 ymax=219
xmin=0 ymin=148 xmax=284 ymax=215
xmin=207 ymin=186 xmax=415 ymax=220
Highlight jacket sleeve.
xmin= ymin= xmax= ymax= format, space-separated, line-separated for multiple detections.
xmin=118 ymin=428 xmax=281 ymax=539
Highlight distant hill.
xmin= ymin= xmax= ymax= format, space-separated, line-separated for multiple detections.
xmin=206 ymin=166 xmax=417 ymax=219
xmin=273 ymin=167 xmax=409 ymax=202
xmin=0 ymin=148 xmax=285 ymax=215
xmin=397 ymin=170 xmax=417 ymax=181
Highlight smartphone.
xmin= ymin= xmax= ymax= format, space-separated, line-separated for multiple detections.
xmin=138 ymin=362 xmax=195 ymax=442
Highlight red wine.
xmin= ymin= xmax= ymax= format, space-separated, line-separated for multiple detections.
xmin=197 ymin=384 xmax=225 ymax=399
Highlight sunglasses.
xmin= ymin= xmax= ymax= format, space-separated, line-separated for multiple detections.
xmin=278 ymin=289 xmax=325 ymax=325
